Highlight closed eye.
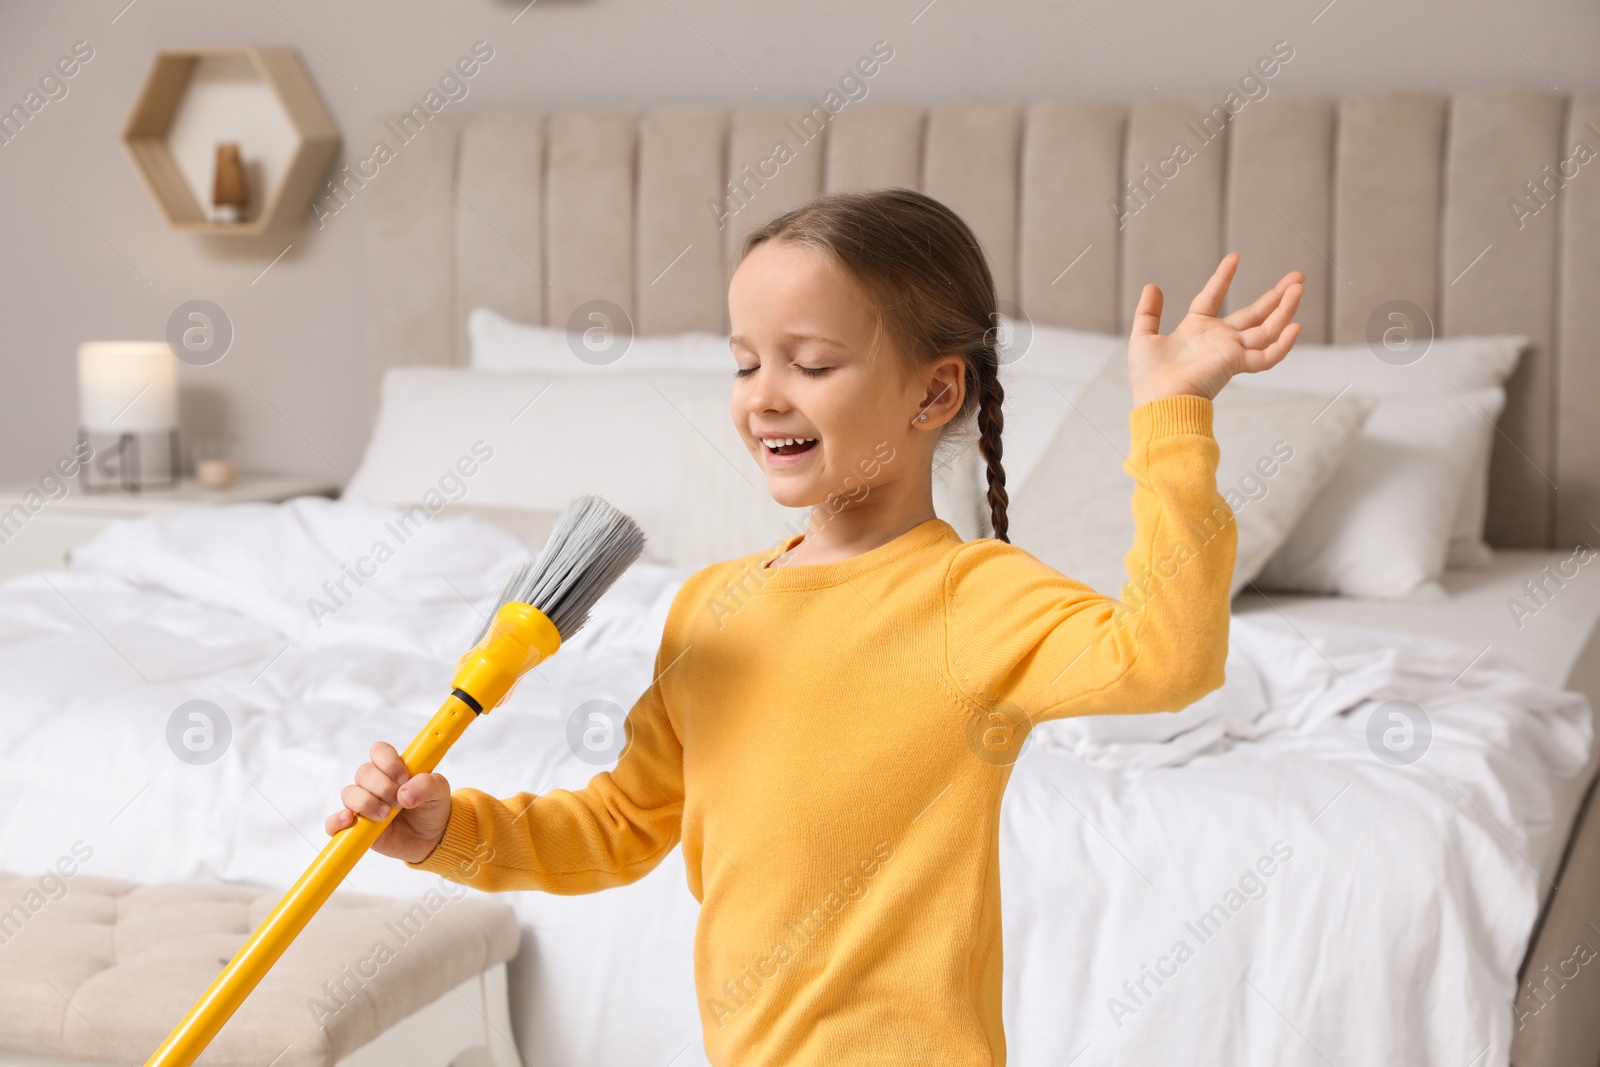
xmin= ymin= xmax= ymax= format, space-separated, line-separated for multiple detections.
xmin=797 ymin=365 xmax=831 ymax=378
xmin=733 ymin=365 xmax=757 ymax=379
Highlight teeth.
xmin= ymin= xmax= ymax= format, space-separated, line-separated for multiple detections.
xmin=763 ymin=437 xmax=815 ymax=448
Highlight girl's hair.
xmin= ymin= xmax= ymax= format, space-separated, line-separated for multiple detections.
xmin=735 ymin=188 xmax=1010 ymax=542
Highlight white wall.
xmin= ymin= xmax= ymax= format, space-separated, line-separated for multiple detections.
xmin=0 ymin=0 xmax=1594 ymax=485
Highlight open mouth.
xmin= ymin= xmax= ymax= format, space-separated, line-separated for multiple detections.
xmin=762 ymin=437 xmax=818 ymax=458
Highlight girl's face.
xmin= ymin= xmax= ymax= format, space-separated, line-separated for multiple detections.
xmin=727 ymin=239 xmax=963 ymax=511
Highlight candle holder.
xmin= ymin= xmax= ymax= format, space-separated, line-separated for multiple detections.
xmin=77 ymin=341 xmax=181 ymax=494
xmin=78 ymin=428 xmax=181 ymax=494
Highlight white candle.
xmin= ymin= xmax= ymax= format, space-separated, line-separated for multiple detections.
xmin=78 ymin=342 xmax=179 ymax=434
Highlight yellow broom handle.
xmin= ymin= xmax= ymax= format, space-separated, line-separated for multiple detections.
xmin=143 ymin=694 xmax=475 ymax=1067
xmin=143 ymin=602 xmax=561 ymax=1067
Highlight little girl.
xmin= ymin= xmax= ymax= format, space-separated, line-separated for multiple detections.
xmin=327 ymin=188 xmax=1303 ymax=1066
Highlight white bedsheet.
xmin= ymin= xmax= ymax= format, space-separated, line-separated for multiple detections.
xmin=0 ymin=498 xmax=1590 ymax=1067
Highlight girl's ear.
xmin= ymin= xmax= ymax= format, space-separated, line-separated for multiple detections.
xmin=914 ymin=355 xmax=967 ymax=429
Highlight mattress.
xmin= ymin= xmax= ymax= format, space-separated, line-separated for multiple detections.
xmin=1233 ymin=549 xmax=1600 ymax=691
xmin=1236 ymin=548 xmax=1600 ymax=913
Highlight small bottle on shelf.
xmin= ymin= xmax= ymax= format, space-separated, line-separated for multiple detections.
xmin=210 ymin=143 xmax=249 ymax=224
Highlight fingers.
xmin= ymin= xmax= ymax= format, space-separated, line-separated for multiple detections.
xmin=1130 ymin=283 xmax=1164 ymax=337
xmin=397 ymin=772 xmax=450 ymax=809
xmin=1224 ymin=270 xmax=1304 ymax=331
xmin=1238 ymin=282 xmax=1303 ymax=351
xmin=1187 ymin=253 xmax=1240 ymax=319
xmin=1240 ymin=321 xmax=1303 ymax=374
xmin=342 ymin=781 xmax=392 ymax=822
xmin=371 ymin=741 xmax=410 ymax=786
xmin=323 ymin=742 xmax=412 ymax=836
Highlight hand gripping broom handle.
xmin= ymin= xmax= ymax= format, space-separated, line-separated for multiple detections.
xmin=144 ymin=602 xmax=561 ymax=1067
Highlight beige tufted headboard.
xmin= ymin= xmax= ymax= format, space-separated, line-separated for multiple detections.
xmin=362 ymin=91 xmax=1600 ymax=549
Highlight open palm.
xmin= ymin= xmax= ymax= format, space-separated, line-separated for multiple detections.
xmin=1127 ymin=253 xmax=1304 ymax=406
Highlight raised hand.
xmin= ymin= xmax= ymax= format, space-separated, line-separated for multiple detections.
xmin=1127 ymin=253 xmax=1303 ymax=407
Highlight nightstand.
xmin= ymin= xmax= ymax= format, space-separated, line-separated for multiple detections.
xmin=0 ymin=474 xmax=339 ymax=582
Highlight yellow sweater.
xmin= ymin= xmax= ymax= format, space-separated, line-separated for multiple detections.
xmin=409 ymin=394 xmax=1237 ymax=1066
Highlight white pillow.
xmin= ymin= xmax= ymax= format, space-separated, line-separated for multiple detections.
xmin=348 ymin=366 xmax=739 ymax=566
xmin=988 ymin=321 xmax=1126 ymax=503
xmin=349 ymin=367 xmax=987 ymax=571
xmin=1007 ymin=357 xmax=1375 ymax=600
xmin=468 ymin=306 xmax=733 ymax=372
xmin=1255 ymin=388 xmax=1506 ymax=600
xmin=1228 ymin=334 xmax=1525 ymax=567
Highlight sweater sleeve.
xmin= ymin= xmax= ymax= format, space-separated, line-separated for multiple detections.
xmin=944 ymin=393 xmax=1236 ymax=724
xmin=406 ymin=628 xmax=686 ymax=895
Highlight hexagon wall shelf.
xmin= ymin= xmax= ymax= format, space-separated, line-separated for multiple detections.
xmin=122 ymin=47 xmax=339 ymax=236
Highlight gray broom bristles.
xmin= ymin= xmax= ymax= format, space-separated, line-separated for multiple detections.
xmin=472 ymin=495 xmax=646 ymax=646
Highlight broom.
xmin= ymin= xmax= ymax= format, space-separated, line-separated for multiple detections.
xmin=144 ymin=494 xmax=646 ymax=1067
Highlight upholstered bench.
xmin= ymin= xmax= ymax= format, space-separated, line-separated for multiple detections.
xmin=0 ymin=870 xmax=522 ymax=1067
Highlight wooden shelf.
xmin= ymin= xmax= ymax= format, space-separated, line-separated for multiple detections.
xmin=122 ymin=47 xmax=339 ymax=236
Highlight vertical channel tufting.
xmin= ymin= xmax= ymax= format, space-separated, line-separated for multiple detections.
xmin=1556 ymin=91 xmax=1600 ymax=547
xmin=544 ymin=108 xmax=638 ymax=333
xmin=362 ymin=113 xmax=462 ymax=400
xmin=720 ymin=106 xmax=830 ymax=269
xmin=924 ymin=103 xmax=1025 ymax=308
xmin=455 ymin=111 xmax=546 ymax=360
xmin=1329 ymin=93 xmax=1447 ymax=346
xmin=1019 ymin=101 xmax=1125 ymax=333
xmin=1118 ymin=98 xmax=1228 ymax=335
xmin=1442 ymin=90 xmax=1566 ymax=549
xmin=637 ymin=107 xmax=730 ymax=335
xmin=1224 ymin=95 xmax=1334 ymax=343
xmin=823 ymin=104 xmax=925 ymax=195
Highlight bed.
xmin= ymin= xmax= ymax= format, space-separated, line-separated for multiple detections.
xmin=4 ymin=90 xmax=1600 ymax=1067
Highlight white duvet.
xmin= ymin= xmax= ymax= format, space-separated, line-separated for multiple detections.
xmin=0 ymin=498 xmax=1590 ymax=1067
